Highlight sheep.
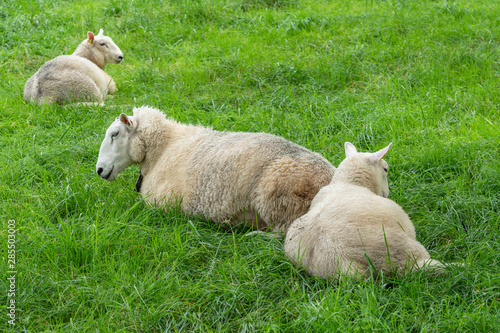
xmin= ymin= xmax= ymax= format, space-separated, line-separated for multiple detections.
xmin=23 ymin=29 xmax=123 ymax=105
xmin=95 ymin=106 xmax=335 ymax=233
xmin=284 ymin=142 xmax=445 ymax=280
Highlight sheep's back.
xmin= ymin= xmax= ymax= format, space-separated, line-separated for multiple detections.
xmin=184 ymin=131 xmax=335 ymax=228
xmin=24 ymin=55 xmax=108 ymax=103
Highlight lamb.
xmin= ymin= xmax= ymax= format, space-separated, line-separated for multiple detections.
xmin=24 ymin=29 xmax=123 ymax=105
xmin=95 ymin=106 xmax=335 ymax=232
xmin=284 ymin=142 xmax=444 ymax=280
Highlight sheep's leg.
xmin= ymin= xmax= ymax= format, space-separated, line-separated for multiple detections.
xmin=414 ymin=258 xmax=445 ymax=273
xmin=65 ymin=101 xmax=105 ymax=108
xmin=244 ymin=230 xmax=283 ymax=238
xmin=337 ymin=260 xmax=371 ymax=280
xmin=102 ymin=71 xmax=117 ymax=94
xmin=37 ymin=95 xmax=56 ymax=105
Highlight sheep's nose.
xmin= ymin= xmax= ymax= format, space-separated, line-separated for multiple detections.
xmin=118 ymin=55 xmax=123 ymax=61
xmin=97 ymin=167 xmax=103 ymax=176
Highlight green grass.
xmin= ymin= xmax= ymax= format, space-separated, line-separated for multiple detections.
xmin=1 ymin=0 xmax=499 ymax=331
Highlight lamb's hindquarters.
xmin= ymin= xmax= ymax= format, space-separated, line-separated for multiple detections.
xmin=286 ymin=209 xmax=444 ymax=279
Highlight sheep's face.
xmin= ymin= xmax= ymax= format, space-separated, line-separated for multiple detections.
xmin=95 ymin=35 xmax=124 ymax=64
xmin=96 ymin=115 xmax=137 ymax=181
xmin=88 ymin=29 xmax=124 ymax=65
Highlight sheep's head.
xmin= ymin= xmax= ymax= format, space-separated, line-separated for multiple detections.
xmin=96 ymin=114 xmax=144 ymax=181
xmin=86 ymin=29 xmax=124 ymax=66
xmin=334 ymin=142 xmax=392 ymax=197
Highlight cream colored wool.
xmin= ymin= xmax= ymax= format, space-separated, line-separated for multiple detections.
xmin=284 ymin=142 xmax=443 ymax=280
xmin=24 ymin=29 xmax=123 ymax=105
xmin=96 ymin=106 xmax=336 ymax=232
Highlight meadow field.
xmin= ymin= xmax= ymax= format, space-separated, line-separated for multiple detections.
xmin=1 ymin=0 xmax=499 ymax=331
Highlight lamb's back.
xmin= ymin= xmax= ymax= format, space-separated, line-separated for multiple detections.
xmin=311 ymin=185 xmax=413 ymax=235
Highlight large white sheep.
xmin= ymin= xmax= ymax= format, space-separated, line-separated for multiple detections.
xmin=284 ymin=142 xmax=444 ymax=280
xmin=24 ymin=29 xmax=123 ymax=105
xmin=95 ymin=106 xmax=335 ymax=232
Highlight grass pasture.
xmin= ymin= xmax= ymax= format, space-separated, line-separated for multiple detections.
xmin=1 ymin=0 xmax=499 ymax=331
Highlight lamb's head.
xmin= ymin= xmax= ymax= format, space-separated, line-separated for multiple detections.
xmin=96 ymin=114 xmax=144 ymax=181
xmin=82 ymin=29 xmax=124 ymax=67
xmin=334 ymin=142 xmax=392 ymax=197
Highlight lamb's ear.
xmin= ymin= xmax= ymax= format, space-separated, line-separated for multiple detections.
xmin=97 ymin=29 xmax=104 ymax=36
xmin=368 ymin=143 xmax=393 ymax=163
xmin=87 ymin=31 xmax=95 ymax=44
xmin=345 ymin=142 xmax=358 ymax=158
xmin=119 ymin=113 xmax=134 ymax=128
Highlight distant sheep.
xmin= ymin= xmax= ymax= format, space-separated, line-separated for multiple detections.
xmin=24 ymin=29 xmax=123 ymax=105
xmin=284 ymin=142 xmax=444 ymax=280
xmin=95 ymin=106 xmax=335 ymax=232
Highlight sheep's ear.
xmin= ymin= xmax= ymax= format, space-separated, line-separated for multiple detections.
xmin=345 ymin=142 xmax=357 ymax=158
xmin=119 ymin=113 xmax=134 ymax=127
xmin=97 ymin=29 xmax=104 ymax=36
xmin=87 ymin=31 xmax=95 ymax=44
xmin=368 ymin=143 xmax=393 ymax=163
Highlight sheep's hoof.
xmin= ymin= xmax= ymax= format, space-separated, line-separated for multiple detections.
xmin=245 ymin=231 xmax=283 ymax=238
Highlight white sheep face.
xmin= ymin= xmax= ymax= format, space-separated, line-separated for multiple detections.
xmin=96 ymin=115 xmax=135 ymax=181
xmin=91 ymin=29 xmax=124 ymax=64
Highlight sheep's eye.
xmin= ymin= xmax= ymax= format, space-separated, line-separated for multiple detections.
xmin=383 ymin=167 xmax=388 ymax=173
xmin=111 ymin=132 xmax=119 ymax=140
xmin=100 ymin=43 xmax=108 ymax=47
